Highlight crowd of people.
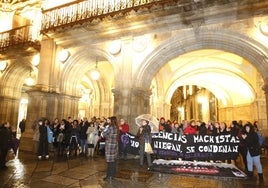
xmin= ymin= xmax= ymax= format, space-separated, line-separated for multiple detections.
xmin=0 ymin=116 xmax=266 ymax=182
xmin=157 ymin=118 xmax=265 ymax=182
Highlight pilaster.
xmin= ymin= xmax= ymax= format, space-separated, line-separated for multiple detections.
xmin=0 ymin=96 xmax=19 ymax=128
xmin=19 ymin=88 xmax=80 ymax=151
xmin=112 ymin=87 xmax=151 ymax=133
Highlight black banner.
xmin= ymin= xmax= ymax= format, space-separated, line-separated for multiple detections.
xmin=124 ymin=132 xmax=240 ymax=161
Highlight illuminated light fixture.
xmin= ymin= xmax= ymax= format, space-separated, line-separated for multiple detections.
xmin=90 ymin=58 xmax=100 ymax=81
xmin=259 ymin=18 xmax=268 ymax=36
xmin=0 ymin=60 xmax=8 ymax=72
xmin=25 ymin=70 xmax=36 ymax=86
xmin=32 ymin=54 xmax=40 ymax=66
xmin=58 ymin=49 xmax=70 ymax=63
xmin=20 ymin=98 xmax=28 ymax=104
xmin=108 ymin=40 xmax=121 ymax=55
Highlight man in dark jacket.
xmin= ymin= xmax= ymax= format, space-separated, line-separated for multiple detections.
xmin=0 ymin=122 xmax=12 ymax=169
xmin=19 ymin=119 xmax=26 ymax=134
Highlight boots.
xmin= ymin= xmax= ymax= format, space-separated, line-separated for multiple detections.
xmin=258 ymin=173 xmax=264 ymax=182
xmin=247 ymin=171 xmax=253 ymax=178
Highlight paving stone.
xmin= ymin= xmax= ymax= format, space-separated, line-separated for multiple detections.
xmin=0 ymin=150 xmax=268 ymax=188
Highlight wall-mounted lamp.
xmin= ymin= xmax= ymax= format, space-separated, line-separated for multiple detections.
xmin=90 ymin=58 xmax=100 ymax=80
xmin=259 ymin=18 xmax=268 ymax=36
xmin=25 ymin=70 xmax=36 ymax=86
xmin=32 ymin=54 xmax=40 ymax=66
xmin=0 ymin=60 xmax=8 ymax=72
xmin=108 ymin=40 xmax=121 ymax=55
xmin=58 ymin=49 xmax=70 ymax=63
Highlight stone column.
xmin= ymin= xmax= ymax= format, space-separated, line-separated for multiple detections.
xmin=112 ymin=87 xmax=151 ymax=134
xmin=112 ymin=37 xmax=133 ymax=127
xmin=262 ymin=83 xmax=268 ymax=131
xmin=20 ymin=89 xmax=80 ymax=152
xmin=19 ymin=90 xmax=57 ymax=152
xmin=0 ymin=96 xmax=19 ymax=128
xmin=19 ymin=36 xmax=82 ymax=151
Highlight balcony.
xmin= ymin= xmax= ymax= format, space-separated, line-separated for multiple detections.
xmin=41 ymin=0 xmax=179 ymax=34
xmin=0 ymin=25 xmax=40 ymax=53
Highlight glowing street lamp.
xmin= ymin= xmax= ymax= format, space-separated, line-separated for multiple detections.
xmin=90 ymin=58 xmax=100 ymax=80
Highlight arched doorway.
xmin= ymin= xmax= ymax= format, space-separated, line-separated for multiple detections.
xmin=136 ymin=30 xmax=268 ymax=130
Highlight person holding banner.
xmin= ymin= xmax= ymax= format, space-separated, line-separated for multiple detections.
xmin=136 ymin=119 xmax=152 ymax=170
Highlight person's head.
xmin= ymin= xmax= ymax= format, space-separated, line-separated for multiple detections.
xmin=73 ymin=119 xmax=79 ymax=126
xmin=214 ymin=122 xmax=220 ymax=128
xmin=54 ymin=118 xmax=59 ymax=123
xmin=174 ymin=123 xmax=179 ymax=128
xmin=244 ymin=122 xmax=254 ymax=133
xmin=68 ymin=116 xmax=73 ymax=123
xmin=44 ymin=119 xmax=50 ymax=125
xmin=61 ymin=119 xmax=67 ymax=125
xmin=120 ymin=118 xmax=125 ymax=125
xmin=196 ymin=120 xmax=202 ymax=126
xmin=190 ymin=119 xmax=196 ymax=127
xmin=106 ymin=117 xmax=111 ymax=124
xmin=38 ymin=119 xmax=43 ymax=126
xmin=220 ymin=122 xmax=226 ymax=130
xmin=3 ymin=121 xmax=10 ymax=128
xmin=231 ymin=120 xmax=238 ymax=127
xmin=160 ymin=117 xmax=165 ymax=124
xmin=110 ymin=116 xmax=117 ymax=126
xmin=83 ymin=117 xmax=88 ymax=122
xmin=142 ymin=119 xmax=149 ymax=126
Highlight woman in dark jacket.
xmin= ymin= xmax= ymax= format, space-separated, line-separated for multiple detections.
xmin=242 ymin=122 xmax=263 ymax=182
xmin=0 ymin=122 xmax=12 ymax=169
xmin=136 ymin=119 xmax=152 ymax=169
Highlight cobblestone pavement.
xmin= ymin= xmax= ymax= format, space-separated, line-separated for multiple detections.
xmin=0 ymin=150 xmax=267 ymax=188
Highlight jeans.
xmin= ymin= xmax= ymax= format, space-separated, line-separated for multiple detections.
xmin=247 ymin=151 xmax=262 ymax=173
xmin=139 ymin=143 xmax=152 ymax=167
xmin=80 ymin=139 xmax=88 ymax=154
xmin=119 ymin=142 xmax=128 ymax=158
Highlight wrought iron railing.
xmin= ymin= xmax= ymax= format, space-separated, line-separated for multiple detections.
xmin=41 ymin=0 xmax=178 ymax=33
xmin=0 ymin=25 xmax=40 ymax=52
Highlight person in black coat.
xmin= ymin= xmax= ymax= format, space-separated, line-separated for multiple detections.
xmin=242 ymin=122 xmax=263 ymax=182
xmin=0 ymin=122 xmax=12 ymax=169
xmin=37 ymin=119 xmax=49 ymax=159
xmin=19 ymin=119 xmax=26 ymax=134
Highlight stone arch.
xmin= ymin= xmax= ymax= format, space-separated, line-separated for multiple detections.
xmin=136 ymin=29 xmax=268 ymax=89
xmin=58 ymin=47 xmax=116 ymax=117
xmin=60 ymin=47 xmax=116 ymax=96
xmin=0 ymin=59 xmax=33 ymax=98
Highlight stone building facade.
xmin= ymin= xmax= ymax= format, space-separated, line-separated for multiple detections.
xmin=0 ymin=0 xmax=268 ymax=151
